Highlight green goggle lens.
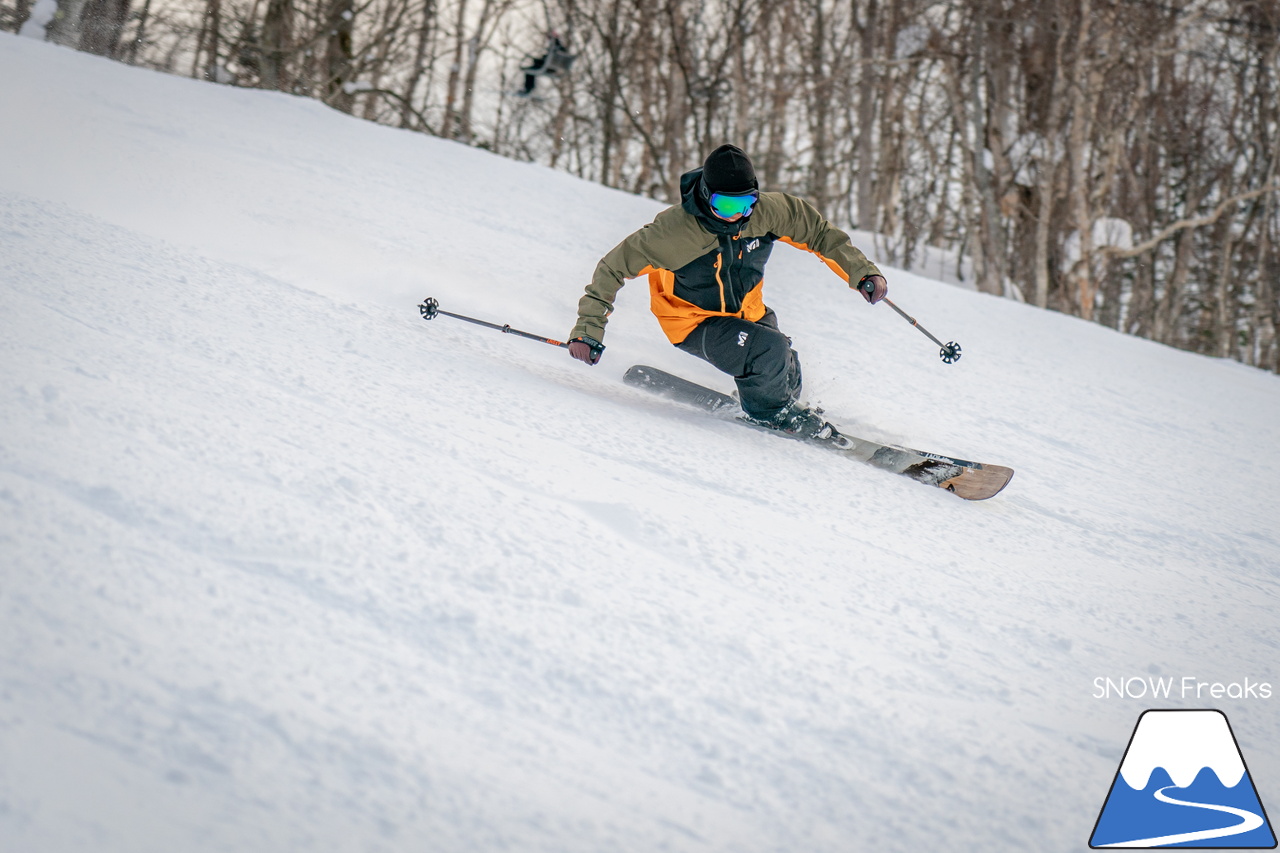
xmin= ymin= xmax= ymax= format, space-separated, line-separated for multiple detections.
xmin=708 ymin=191 xmax=758 ymax=218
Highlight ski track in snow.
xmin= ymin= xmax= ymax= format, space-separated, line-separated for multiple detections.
xmin=2 ymin=34 xmax=1279 ymax=853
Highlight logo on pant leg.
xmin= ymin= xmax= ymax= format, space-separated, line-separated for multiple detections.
xmin=737 ymin=331 xmax=748 ymax=347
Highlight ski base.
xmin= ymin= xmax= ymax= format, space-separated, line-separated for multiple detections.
xmin=623 ymin=365 xmax=1014 ymax=500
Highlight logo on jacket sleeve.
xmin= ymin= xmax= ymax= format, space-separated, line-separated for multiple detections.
xmin=1089 ymin=710 xmax=1276 ymax=848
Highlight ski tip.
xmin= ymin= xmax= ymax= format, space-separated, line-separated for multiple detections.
xmin=943 ymin=464 xmax=1014 ymax=500
xmin=622 ymin=364 xmax=655 ymax=384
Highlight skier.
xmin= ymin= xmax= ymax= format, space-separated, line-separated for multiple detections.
xmin=567 ymin=144 xmax=889 ymax=440
xmin=517 ymin=31 xmax=571 ymax=97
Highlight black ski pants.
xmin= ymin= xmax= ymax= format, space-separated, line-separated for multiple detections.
xmin=675 ymin=309 xmax=802 ymax=420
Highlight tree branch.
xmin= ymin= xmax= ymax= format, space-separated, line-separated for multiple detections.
xmin=1100 ymin=184 xmax=1280 ymax=259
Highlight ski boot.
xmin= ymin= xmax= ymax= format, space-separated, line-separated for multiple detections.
xmin=751 ymin=402 xmax=847 ymax=446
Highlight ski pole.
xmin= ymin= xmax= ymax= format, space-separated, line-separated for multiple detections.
xmin=859 ymin=281 xmax=962 ymax=364
xmin=417 ymin=297 xmax=603 ymax=359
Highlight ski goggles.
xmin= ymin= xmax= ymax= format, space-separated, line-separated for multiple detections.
xmin=707 ymin=189 xmax=759 ymax=219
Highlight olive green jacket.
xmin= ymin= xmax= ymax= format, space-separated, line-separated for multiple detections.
xmin=571 ymin=181 xmax=881 ymax=345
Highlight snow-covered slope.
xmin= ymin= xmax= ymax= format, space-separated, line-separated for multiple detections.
xmin=2 ymin=35 xmax=1278 ymax=853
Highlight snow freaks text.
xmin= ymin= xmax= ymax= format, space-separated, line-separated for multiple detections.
xmin=1093 ymin=676 xmax=1273 ymax=701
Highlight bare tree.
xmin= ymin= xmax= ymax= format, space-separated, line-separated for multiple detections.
xmin=260 ymin=0 xmax=294 ymax=89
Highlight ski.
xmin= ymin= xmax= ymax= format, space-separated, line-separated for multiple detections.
xmin=623 ymin=364 xmax=1014 ymax=500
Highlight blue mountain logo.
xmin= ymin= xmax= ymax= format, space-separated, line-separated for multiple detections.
xmin=1091 ymin=710 xmax=1276 ymax=848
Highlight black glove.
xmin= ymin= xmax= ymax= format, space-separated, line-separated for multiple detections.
xmin=568 ymin=336 xmax=604 ymax=365
xmin=857 ymin=275 xmax=888 ymax=304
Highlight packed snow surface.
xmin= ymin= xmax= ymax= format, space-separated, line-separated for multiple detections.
xmin=2 ymin=35 xmax=1279 ymax=852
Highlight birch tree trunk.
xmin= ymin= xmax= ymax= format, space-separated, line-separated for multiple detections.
xmin=260 ymin=0 xmax=292 ymax=90
xmin=45 ymin=0 xmax=90 ymax=48
xmin=78 ymin=0 xmax=129 ymax=56
xmin=439 ymin=0 xmax=469 ymax=139
xmin=324 ymin=0 xmax=356 ymax=112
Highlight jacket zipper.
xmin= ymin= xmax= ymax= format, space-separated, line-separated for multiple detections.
xmin=714 ymin=250 xmax=727 ymax=313
xmin=718 ymin=226 xmax=746 ymax=314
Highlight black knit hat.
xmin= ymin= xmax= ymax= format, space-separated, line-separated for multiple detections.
xmin=701 ymin=144 xmax=757 ymax=194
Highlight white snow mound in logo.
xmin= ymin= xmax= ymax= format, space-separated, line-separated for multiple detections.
xmin=1119 ymin=710 xmax=1246 ymax=790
